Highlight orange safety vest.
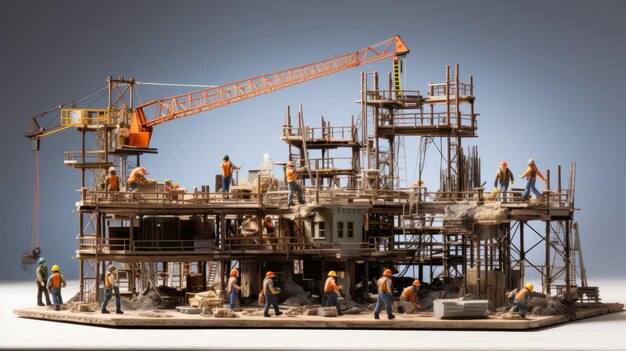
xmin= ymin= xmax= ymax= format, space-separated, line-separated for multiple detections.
xmin=50 ymin=272 xmax=63 ymax=288
xmin=105 ymin=272 xmax=117 ymax=288
xmin=528 ymin=165 xmax=538 ymax=181
xmin=324 ymin=277 xmax=338 ymax=293
xmin=515 ymin=287 xmax=531 ymax=301
xmin=377 ymin=277 xmax=391 ymax=294
xmin=401 ymin=286 xmax=417 ymax=304
xmin=108 ymin=175 xmax=120 ymax=191
xmin=221 ymin=161 xmax=233 ymax=177
xmin=127 ymin=168 xmax=143 ymax=184
xmin=286 ymin=167 xmax=298 ymax=182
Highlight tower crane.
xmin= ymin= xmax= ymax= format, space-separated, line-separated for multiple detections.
xmin=22 ymin=36 xmax=409 ymax=266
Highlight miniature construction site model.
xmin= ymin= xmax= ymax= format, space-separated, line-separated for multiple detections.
xmin=16 ymin=36 xmax=622 ymax=329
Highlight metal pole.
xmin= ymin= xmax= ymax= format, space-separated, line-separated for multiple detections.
xmin=545 ymin=221 xmax=551 ymax=295
xmin=519 ymin=222 xmax=526 ymax=288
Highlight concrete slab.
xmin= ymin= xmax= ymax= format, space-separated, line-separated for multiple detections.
xmin=13 ymin=303 xmax=623 ymax=330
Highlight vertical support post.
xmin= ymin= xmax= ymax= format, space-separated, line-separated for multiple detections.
xmin=475 ymin=232 xmax=481 ymax=298
xmin=360 ymin=72 xmax=368 ymax=168
xmin=545 ymin=221 xmax=551 ymax=295
xmin=518 ymin=222 xmax=526 ymax=287
xmin=565 ymin=220 xmax=571 ymax=300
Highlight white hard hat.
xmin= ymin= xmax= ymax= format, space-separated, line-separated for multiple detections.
xmin=527 ymin=159 xmax=535 ymax=165
xmin=287 ymin=161 xmax=295 ymax=167
xmin=108 ymin=167 xmax=116 ymax=173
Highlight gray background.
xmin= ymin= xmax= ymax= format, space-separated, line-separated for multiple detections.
xmin=1 ymin=0 xmax=625 ymax=281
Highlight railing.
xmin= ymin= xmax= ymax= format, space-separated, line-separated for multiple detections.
xmin=428 ymin=82 xmax=472 ymax=97
xmin=366 ymin=89 xmax=421 ymax=101
xmin=282 ymin=125 xmax=357 ymax=142
xmin=80 ymin=185 xmax=573 ymax=211
xmin=304 ymin=157 xmax=354 ymax=172
xmin=60 ymin=108 xmax=109 ymax=127
xmin=376 ymin=111 xmax=476 ymax=129
xmin=64 ymin=150 xmax=109 ymax=165
xmin=78 ymin=236 xmax=213 ymax=254
xmin=223 ymin=236 xmax=315 ymax=252
xmin=81 ymin=189 xmax=272 ymax=207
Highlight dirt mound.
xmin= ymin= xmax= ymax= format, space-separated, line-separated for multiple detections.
xmin=530 ymin=296 xmax=576 ymax=318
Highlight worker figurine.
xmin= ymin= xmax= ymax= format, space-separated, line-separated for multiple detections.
xmin=519 ymin=159 xmax=546 ymax=201
xmin=46 ymin=265 xmax=67 ymax=311
xmin=263 ymin=216 xmax=275 ymax=234
xmin=127 ymin=166 xmax=148 ymax=192
xmin=102 ymin=265 xmax=123 ymax=314
xmin=510 ymin=283 xmax=534 ymax=318
xmin=374 ymin=268 xmax=395 ymax=320
xmin=105 ymin=167 xmax=120 ymax=192
xmin=35 ymin=258 xmax=51 ymax=306
xmin=164 ymin=179 xmax=173 ymax=193
xmin=494 ymin=161 xmax=514 ymax=201
xmin=227 ymin=268 xmax=242 ymax=312
xmin=323 ymin=271 xmax=343 ymax=316
xmin=220 ymin=154 xmax=240 ymax=193
xmin=262 ymin=271 xmax=282 ymax=317
xmin=286 ymin=161 xmax=305 ymax=206
xmin=400 ymin=280 xmax=421 ymax=313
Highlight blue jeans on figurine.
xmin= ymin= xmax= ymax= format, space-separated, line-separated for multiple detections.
xmin=288 ymin=182 xmax=304 ymax=205
xmin=510 ymin=299 xmax=528 ymax=317
xmin=499 ymin=184 xmax=509 ymax=201
xmin=374 ymin=293 xmax=393 ymax=317
xmin=229 ymin=288 xmax=238 ymax=310
xmin=523 ymin=180 xmax=543 ymax=200
xmin=324 ymin=292 xmax=342 ymax=315
xmin=222 ymin=176 xmax=232 ymax=193
xmin=49 ymin=287 xmax=62 ymax=309
xmin=264 ymin=294 xmax=281 ymax=316
xmin=102 ymin=286 xmax=121 ymax=312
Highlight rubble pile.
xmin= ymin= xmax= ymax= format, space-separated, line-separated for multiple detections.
xmin=282 ymin=279 xmax=314 ymax=306
xmin=531 ymin=296 xmax=576 ymax=318
xmin=284 ymin=307 xmax=303 ymax=316
xmin=444 ymin=203 xmax=509 ymax=225
xmin=213 ymin=308 xmax=238 ymax=318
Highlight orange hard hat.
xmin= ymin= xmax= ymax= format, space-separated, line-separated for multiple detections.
xmin=412 ymin=280 xmax=421 ymax=287
xmin=265 ymin=271 xmax=276 ymax=278
xmin=230 ymin=268 xmax=238 ymax=277
xmin=501 ymin=161 xmax=507 ymax=167
xmin=383 ymin=269 xmax=393 ymax=276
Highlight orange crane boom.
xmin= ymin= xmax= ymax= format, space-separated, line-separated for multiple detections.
xmin=129 ymin=35 xmax=409 ymax=147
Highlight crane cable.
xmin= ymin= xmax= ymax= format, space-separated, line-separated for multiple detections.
xmin=32 ymin=148 xmax=40 ymax=250
xmin=136 ymin=81 xmax=218 ymax=88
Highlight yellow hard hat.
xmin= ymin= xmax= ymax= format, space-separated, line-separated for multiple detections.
xmin=328 ymin=270 xmax=337 ymax=277
xmin=230 ymin=268 xmax=238 ymax=277
xmin=525 ymin=283 xmax=534 ymax=292
xmin=51 ymin=265 xmax=60 ymax=272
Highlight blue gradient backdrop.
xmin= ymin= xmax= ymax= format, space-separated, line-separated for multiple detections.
xmin=1 ymin=0 xmax=625 ymax=281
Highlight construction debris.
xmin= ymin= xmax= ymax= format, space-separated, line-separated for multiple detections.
xmin=443 ymin=202 xmax=509 ymax=225
xmin=284 ymin=307 xmax=303 ymax=316
xmin=189 ymin=291 xmax=222 ymax=309
xmin=213 ymin=308 xmax=238 ymax=318
xmin=530 ymin=296 xmax=576 ymax=319
xmin=342 ymin=307 xmax=367 ymax=314
xmin=317 ymin=307 xmax=338 ymax=317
